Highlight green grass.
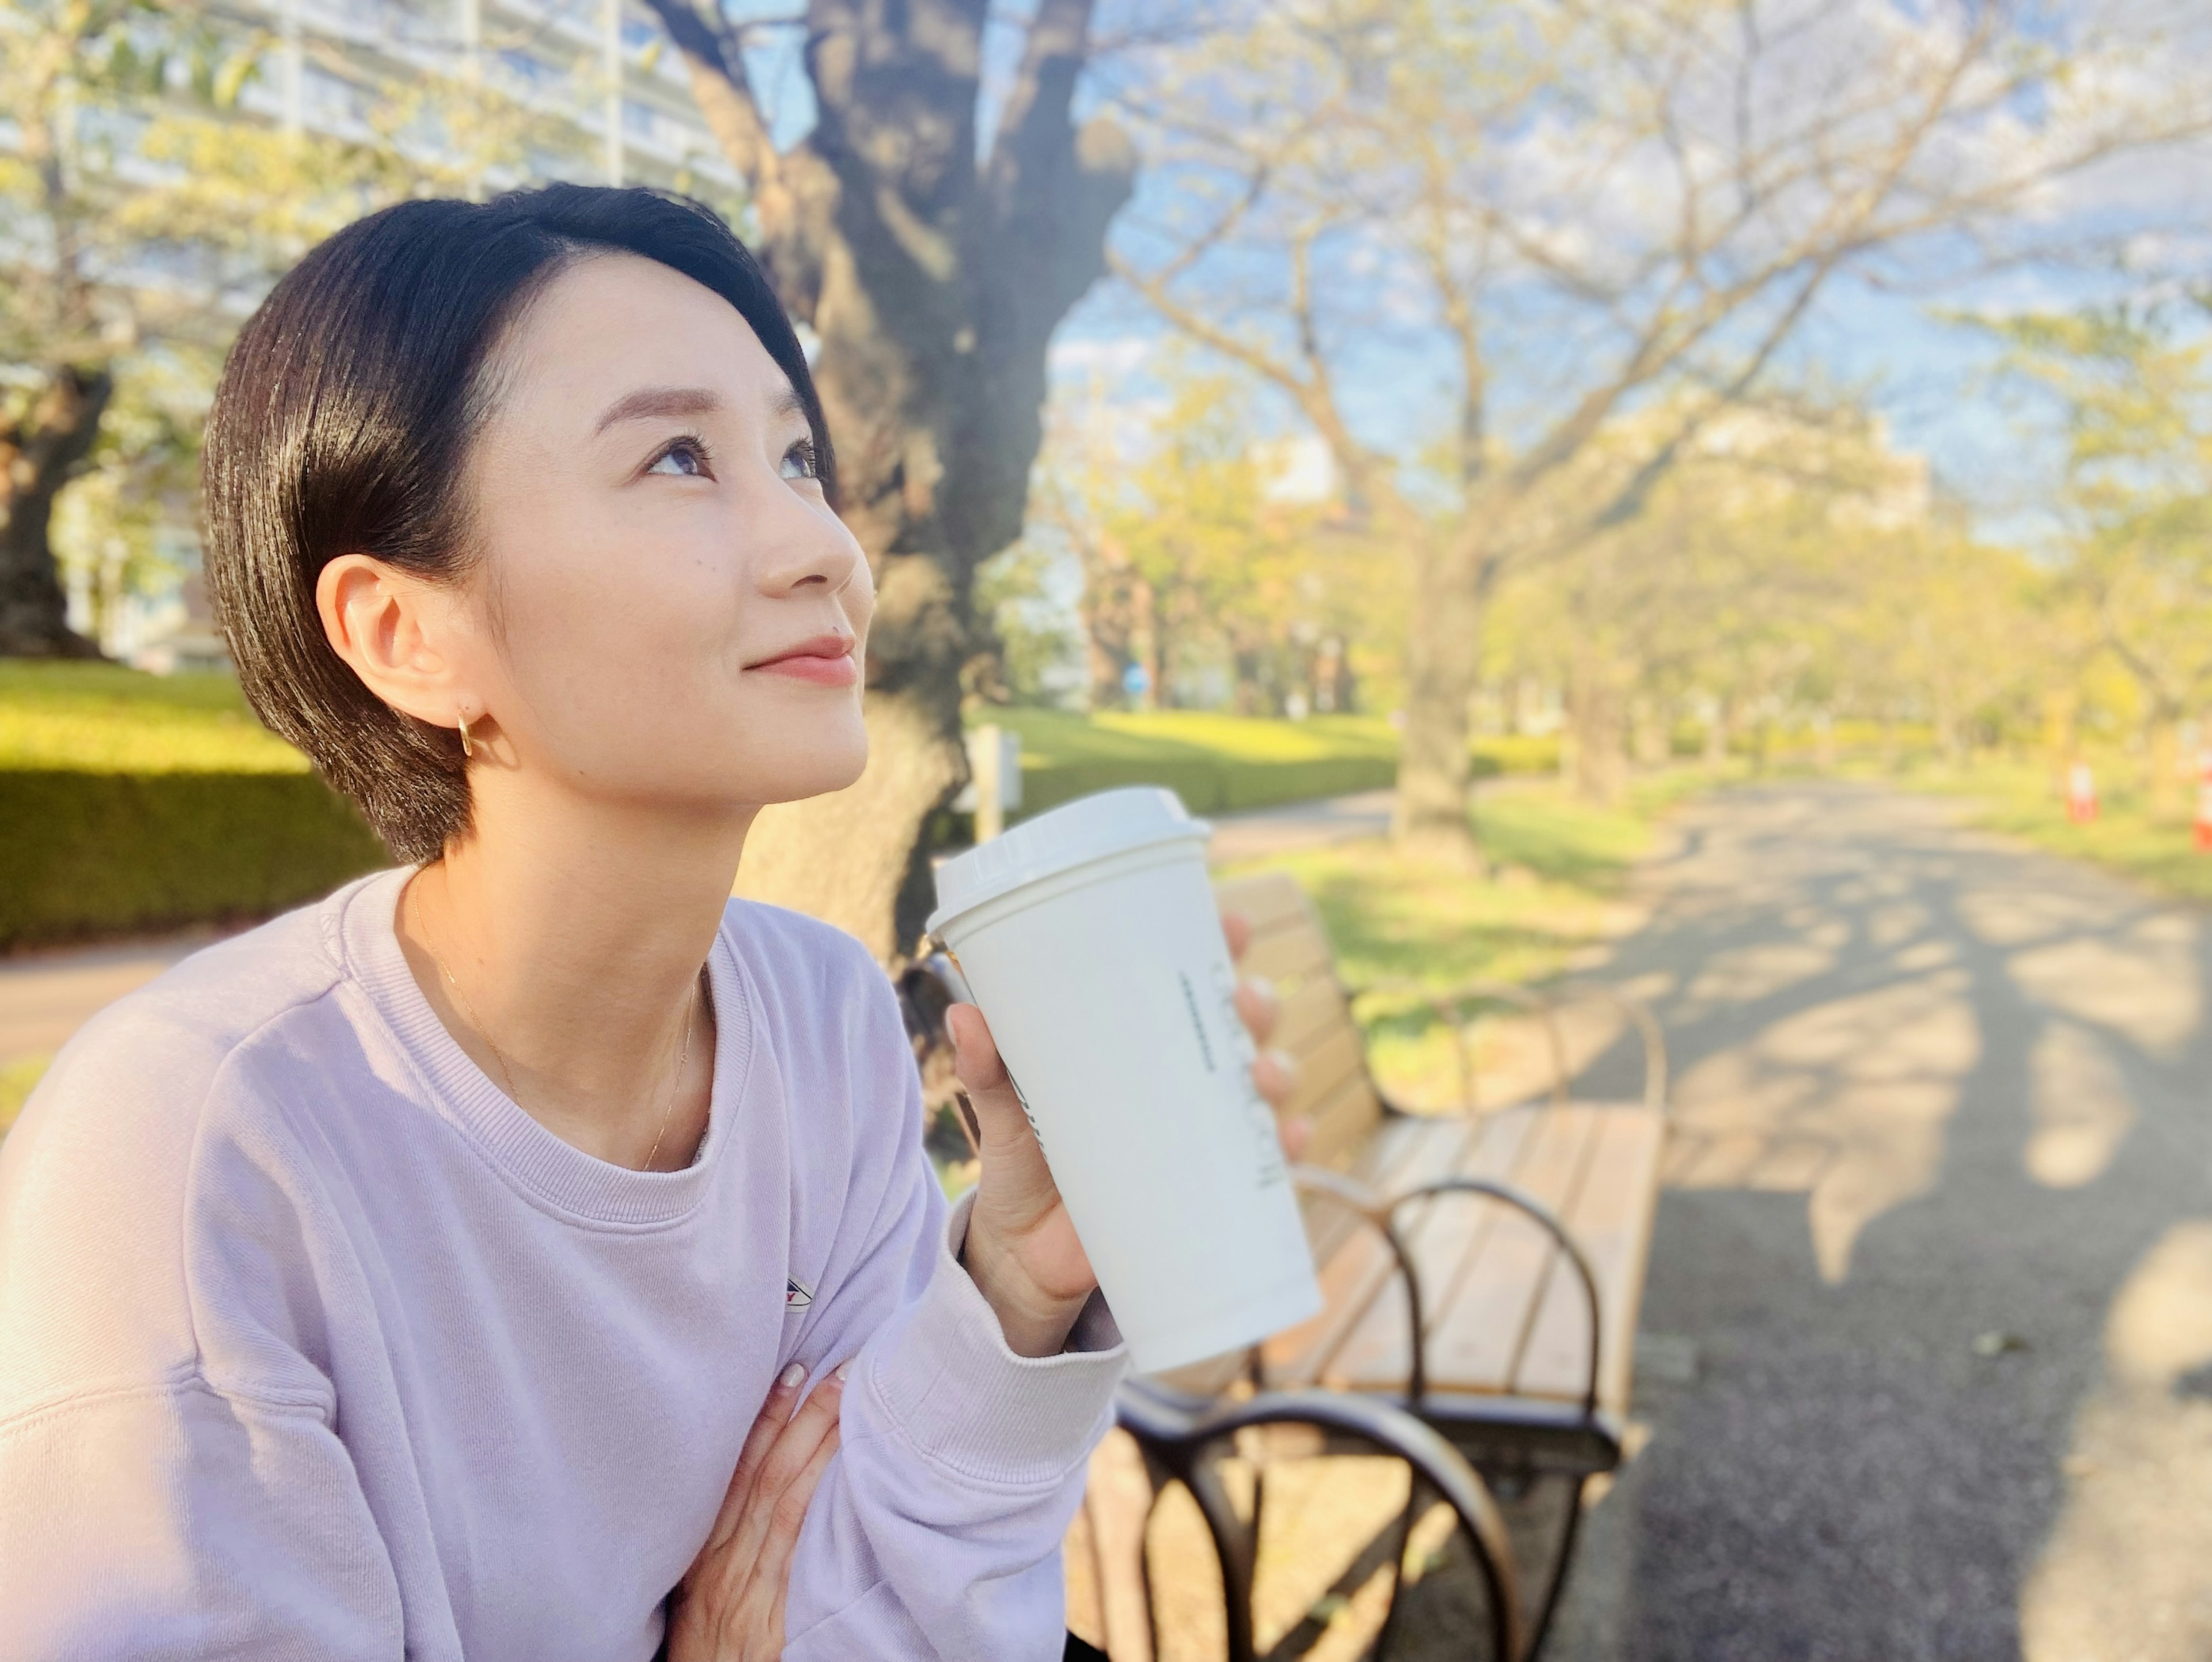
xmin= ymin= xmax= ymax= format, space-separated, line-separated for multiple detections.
xmin=1916 ymin=756 xmax=2212 ymax=905
xmin=977 ymin=707 xmax=1559 ymax=820
xmin=1226 ymin=774 xmax=1695 ymax=1107
xmin=989 ymin=708 xmax=1399 ymax=766
xmin=0 ymin=662 xmax=308 ymax=773
xmin=0 ymin=1054 xmax=50 ymax=1145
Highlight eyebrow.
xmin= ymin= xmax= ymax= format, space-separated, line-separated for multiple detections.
xmin=592 ymin=385 xmax=722 ymax=434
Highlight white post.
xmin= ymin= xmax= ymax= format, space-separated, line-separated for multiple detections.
xmin=972 ymin=724 xmax=1005 ymax=843
xmin=603 ymin=0 xmax=624 ymax=186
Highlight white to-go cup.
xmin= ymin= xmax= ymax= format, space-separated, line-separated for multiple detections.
xmin=927 ymin=787 xmax=1323 ymax=1374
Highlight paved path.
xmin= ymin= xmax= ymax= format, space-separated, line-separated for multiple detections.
xmin=1554 ymin=783 xmax=2212 ymax=1662
xmin=0 ymin=932 xmax=221 ymax=1071
xmin=1206 ymin=789 xmax=1397 ymax=864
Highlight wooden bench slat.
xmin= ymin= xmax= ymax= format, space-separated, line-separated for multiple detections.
xmin=1403 ymin=1106 xmax=1605 ymax=1397
xmin=1509 ymin=1106 xmax=1668 ymax=1411
xmin=1283 ymin=1020 xmax=1365 ymax=1121
xmin=1271 ymin=971 xmax=1352 ymax=1058
xmin=1310 ymin=1107 xmax=1540 ymax=1391
xmin=1234 ymin=923 xmax=1335 ymax=991
xmin=1261 ymin=1117 xmax=1478 ymax=1384
xmin=1301 ymin=1070 xmax=1387 ymax=1173
xmin=1214 ymin=870 xmax=1316 ymax=935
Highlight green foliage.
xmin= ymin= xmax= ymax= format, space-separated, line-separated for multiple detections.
xmin=0 ymin=664 xmax=382 ymax=949
xmin=1992 ymin=305 xmax=2212 ymax=739
xmin=0 ymin=769 xmax=386 ymax=950
xmin=971 ymin=543 xmax=1082 ymax=707
xmin=1029 ymin=374 xmax=1402 ymax=717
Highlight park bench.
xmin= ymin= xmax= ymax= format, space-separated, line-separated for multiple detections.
xmin=1065 ymin=869 xmax=1672 ymax=1662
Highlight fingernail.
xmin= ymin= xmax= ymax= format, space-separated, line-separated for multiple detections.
xmin=834 ymin=1358 xmax=854 ymax=1381
xmin=1248 ymin=975 xmax=1276 ymax=1001
xmin=779 ymin=1361 xmax=806 ymax=1388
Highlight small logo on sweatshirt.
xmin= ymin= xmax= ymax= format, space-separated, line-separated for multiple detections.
xmin=785 ymin=1277 xmax=814 ymax=1312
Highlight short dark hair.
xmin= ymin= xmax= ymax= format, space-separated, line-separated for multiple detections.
xmin=202 ymin=183 xmax=836 ymax=864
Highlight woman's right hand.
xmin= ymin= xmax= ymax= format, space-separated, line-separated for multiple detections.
xmin=666 ymin=1359 xmax=849 ymax=1661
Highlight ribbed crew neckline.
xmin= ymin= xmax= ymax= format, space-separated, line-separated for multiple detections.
xmin=338 ymin=866 xmax=754 ymax=1228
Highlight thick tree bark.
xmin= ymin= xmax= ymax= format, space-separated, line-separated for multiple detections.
xmin=647 ymin=0 xmax=1133 ymax=960
xmin=1567 ymin=646 xmax=1630 ymax=805
xmin=0 ymin=366 xmax=111 ymax=658
xmin=1389 ymin=533 xmax=1487 ymax=865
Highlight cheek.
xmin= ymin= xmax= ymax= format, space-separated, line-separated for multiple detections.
xmin=484 ymin=520 xmax=738 ymax=738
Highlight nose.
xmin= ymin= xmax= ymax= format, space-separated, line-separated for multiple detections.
xmin=752 ymin=482 xmax=868 ymax=601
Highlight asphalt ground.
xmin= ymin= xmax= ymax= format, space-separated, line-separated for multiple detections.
xmin=1550 ymin=782 xmax=2212 ymax=1662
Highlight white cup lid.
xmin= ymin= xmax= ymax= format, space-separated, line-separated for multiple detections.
xmin=928 ymin=786 xmax=1211 ymax=936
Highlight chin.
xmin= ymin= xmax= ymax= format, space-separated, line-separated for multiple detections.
xmin=756 ymin=737 xmax=869 ymax=806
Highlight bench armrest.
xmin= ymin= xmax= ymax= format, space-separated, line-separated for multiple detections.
xmin=1387 ymin=1176 xmax=1605 ymax=1422
xmin=1115 ymin=1380 xmax=1529 ymax=1662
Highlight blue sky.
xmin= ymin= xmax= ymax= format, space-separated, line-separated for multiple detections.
xmin=721 ymin=0 xmax=2210 ymax=554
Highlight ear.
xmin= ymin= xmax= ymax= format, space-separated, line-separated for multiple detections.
xmin=316 ymin=554 xmax=485 ymax=732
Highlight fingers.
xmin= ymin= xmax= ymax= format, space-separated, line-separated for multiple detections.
xmin=1222 ymin=910 xmax=1253 ymax=960
xmin=740 ymin=1416 xmax=846 ymax=1653
xmin=721 ymin=1361 xmax=850 ymax=1576
xmin=1278 ymin=1114 xmax=1312 ymax=1163
xmin=702 ymin=1360 xmax=810 ymax=1559
xmin=1233 ymin=975 xmax=1279 ymax=1047
xmin=1251 ymin=1044 xmax=1298 ymax=1111
xmin=947 ymin=1004 xmax=1040 ymax=1161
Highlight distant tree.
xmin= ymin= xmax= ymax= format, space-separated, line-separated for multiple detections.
xmin=0 ymin=0 xmax=548 ymax=657
xmin=1018 ymin=373 xmax=1388 ymax=715
xmin=1117 ymin=0 xmax=2212 ymax=862
xmin=1995 ymin=306 xmax=2212 ymax=810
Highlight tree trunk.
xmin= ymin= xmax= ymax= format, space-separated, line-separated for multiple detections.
xmin=1703 ymin=699 xmax=1730 ymax=771
xmin=1631 ymin=694 xmax=1671 ymax=768
xmin=1391 ymin=533 xmax=1486 ymax=864
xmin=0 ymin=365 xmax=111 ymax=658
xmin=1567 ymin=649 xmax=1629 ymax=805
xmin=2146 ymin=713 xmax=2184 ymax=820
xmin=647 ymin=0 xmax=1135 ymax=961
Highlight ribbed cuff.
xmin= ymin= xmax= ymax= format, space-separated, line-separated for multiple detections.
xmin=859 ymin=1192 xmax=1127 ymax=1488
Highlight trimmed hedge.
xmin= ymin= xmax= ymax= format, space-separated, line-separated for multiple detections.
xmin=1 ymin=770 xmax=387 ymax=951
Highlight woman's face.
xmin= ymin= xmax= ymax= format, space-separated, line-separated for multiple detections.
xmin=456 ymin=251 xmax=872 ymax=817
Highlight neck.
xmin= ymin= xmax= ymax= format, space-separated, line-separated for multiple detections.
xmin=397 ymin=771 xmax=755 ymax=1170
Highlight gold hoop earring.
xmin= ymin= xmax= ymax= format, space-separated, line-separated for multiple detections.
xmin=457 ymin=713 xmax=476 ymax=760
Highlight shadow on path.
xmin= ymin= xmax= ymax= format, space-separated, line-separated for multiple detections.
xmin=1555 ymin=782 xmax=2212 ymax=1662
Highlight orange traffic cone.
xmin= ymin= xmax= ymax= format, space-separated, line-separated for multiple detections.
xmin=2066 ymin=761 xmax=2099 ymax=825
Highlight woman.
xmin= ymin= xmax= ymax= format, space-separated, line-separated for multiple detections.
xmin=0 ymin=185 xmax=1294 ymax=1660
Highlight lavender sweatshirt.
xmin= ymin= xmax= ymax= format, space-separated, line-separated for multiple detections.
xmin=0 ymin=868 xmax=1126 ymax=1660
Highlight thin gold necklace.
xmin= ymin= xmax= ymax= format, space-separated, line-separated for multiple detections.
xmin=409 ymin=874 xmax=698 ymax=1172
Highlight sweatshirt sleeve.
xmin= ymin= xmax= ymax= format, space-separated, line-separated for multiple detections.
xmin=0 ymin=986 xmax=407 ymax=1662
xmin=0 ymin=1381 xmax=406 ymax=1661
xmin=777 ymin=966 xmax=1127 ymax=1661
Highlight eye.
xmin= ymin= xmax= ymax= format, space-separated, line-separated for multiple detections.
xmin=646 ymin=436 xmax=714 ymax=479
xmin=779 ymin=437 xmax=822 ymax=483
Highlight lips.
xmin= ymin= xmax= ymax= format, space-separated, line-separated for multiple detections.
xmin=748 ymin=634 xmax=859 ymax=687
